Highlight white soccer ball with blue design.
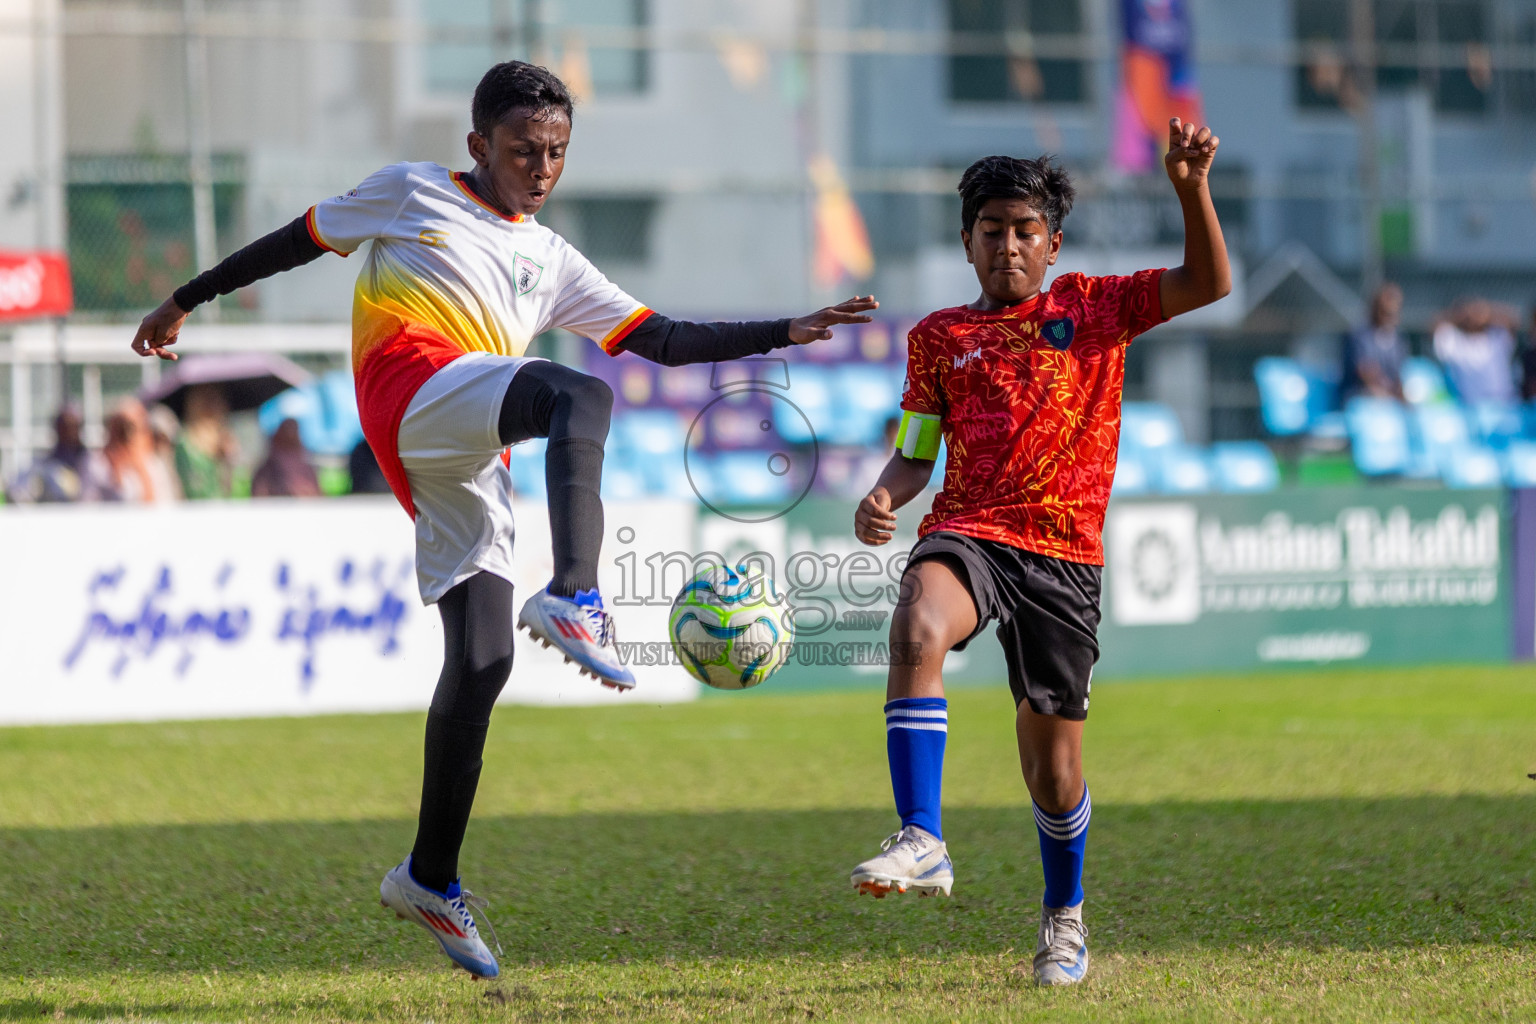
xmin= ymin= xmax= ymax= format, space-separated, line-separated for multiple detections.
xmin=669 ymin=563 xmax=793 ymax=690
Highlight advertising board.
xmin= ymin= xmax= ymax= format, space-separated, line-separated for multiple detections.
xmin=0 ymin=497 xmax=696 ymax=725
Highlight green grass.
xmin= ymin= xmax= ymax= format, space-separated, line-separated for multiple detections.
xmin=1 ymin=665 xmax=1533 ymax=1022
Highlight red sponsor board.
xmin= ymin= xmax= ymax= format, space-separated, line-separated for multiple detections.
xmin=0 ymin=250 xmax=73 ymax=321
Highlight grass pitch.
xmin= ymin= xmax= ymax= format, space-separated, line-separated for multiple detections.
xmin=1 ymin=665 xmax=1532 ymax=1022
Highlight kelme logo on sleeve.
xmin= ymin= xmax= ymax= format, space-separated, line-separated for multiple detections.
xmin=513 ymin=253 xmax=543 ymax=295
xmin=1042 ymin=317 xmax=1075 ymax=350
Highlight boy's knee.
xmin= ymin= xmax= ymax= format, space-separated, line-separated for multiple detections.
xmin=890 ymin=599 xmax=959 ymax=658
xmin=559 ymin=373 xmax=613 ymax=438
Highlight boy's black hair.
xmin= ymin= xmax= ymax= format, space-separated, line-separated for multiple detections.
xmin=472 ymin=61 xmax=574 ymax=137
xmin=958 ymin=155 xmax=1076 ymax=236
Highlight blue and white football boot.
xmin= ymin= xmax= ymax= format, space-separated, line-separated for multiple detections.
xmin=1033 ymin=902 xmax=1090 ymax=986
xmin=380 ymin=858 xmax=501 ymax=979
xmin=849 ymin=826 xmax=954 ymax=898
xmin=517 ymin=586 xmax=635 ymax=690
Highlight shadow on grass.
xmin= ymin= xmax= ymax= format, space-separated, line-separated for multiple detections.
xmin=1 ymin=797 xmax=1531 ymax=980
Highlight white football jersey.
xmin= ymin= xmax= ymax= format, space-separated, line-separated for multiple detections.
xmin=307 ymin=161 xmax=650 ymax=370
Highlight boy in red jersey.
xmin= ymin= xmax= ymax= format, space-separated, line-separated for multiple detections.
xmin=847 ymin=118 xmax=1230 ymax=986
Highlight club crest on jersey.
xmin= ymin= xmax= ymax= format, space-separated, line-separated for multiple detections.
xmin=1042 ymin=317 xmax=1075 ymax=350
xmin=513 ymin=253 xmax=543 ymax=295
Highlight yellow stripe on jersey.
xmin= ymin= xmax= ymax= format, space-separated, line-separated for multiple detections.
xmin=600 ymin=306 xmax=655 ymax=353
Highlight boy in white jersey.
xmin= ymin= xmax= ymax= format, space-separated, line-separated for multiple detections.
xmin=130 ymin=62 xmax=875 ymax=978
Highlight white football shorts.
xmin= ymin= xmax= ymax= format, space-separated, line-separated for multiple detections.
xmin=397 ymin=351 xmax=544 ymax=604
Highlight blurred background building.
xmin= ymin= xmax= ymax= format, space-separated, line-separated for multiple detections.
xmin=3 ymin=0 xmax=1536 ymax=484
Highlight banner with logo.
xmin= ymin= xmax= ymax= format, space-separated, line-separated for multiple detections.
xmin=0 ymin=497 xmax=696 ymax=725
xmin=1099 ymin=487 xmax=1509 ymax=675
xmin=0 ymin=249 xmax=72 ymax=321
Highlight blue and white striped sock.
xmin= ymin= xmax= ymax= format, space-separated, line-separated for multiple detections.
xmin=1033 ymin=785 xmax=1090 ymax=909
xmin=885 ymin=697 xmax=947 ymax=840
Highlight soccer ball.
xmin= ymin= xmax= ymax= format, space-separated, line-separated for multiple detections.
xmin=669 ymin=563 xmax=794 ymax=690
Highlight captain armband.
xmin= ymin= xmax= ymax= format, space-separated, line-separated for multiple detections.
xmin=894 ymin=410 xmax=942 ymax=461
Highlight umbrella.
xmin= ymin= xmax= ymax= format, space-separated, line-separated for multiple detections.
xmin=140 ymin=352 xmax=314 ymax=419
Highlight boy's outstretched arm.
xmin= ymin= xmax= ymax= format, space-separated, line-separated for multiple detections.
xmin=614 ymin=296 xmax=878 ymax=367
xmin=132 ymin=214 xmax=328 ymax=360
xmin=854 ymin=454 xmax=935 ymax=546
xmin=1158 ymin=117 xmax=1232 ymax=320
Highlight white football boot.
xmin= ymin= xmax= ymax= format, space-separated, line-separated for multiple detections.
xmin=380 ymin=858 xmax=501 ymax=979
xmin=849 ymin=826 xmax=954 ymax=898
xmin=517 ymin=586 xmax=636 ymax=690
xmin=1033 ymin=901 xmax=1090 ymax=986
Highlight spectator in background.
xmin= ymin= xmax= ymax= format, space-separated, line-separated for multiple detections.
xmin=146 ymin=404 xmax=185 ymax=501
xmin=347 ymin=437 xmax=392 ymax=494
xmin=102 ymin=399 xmax=177 ymax=503
xmin=6 ymin=406 xmax=109 ymax=503
xmin=1342 ymin=282 xmax=1407 ymax=400
xmin=1433 ymin=298 xmax=1519 ymax=405
xmin=1520 ymin=305 xmax=1536 ymax=402
xmin=175 ymin=384 xmax=238 ymax=499
xmin=251 ymin=418 xmax=321 ymax=498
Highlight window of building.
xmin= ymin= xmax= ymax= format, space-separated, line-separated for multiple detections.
xmin=1293 ymin=0 xmax=1491 ymax=115
xmin=947 ymin=0 xmax=1087 ymax=105
xmin=421 ymin=0 xmax=649 ymax=99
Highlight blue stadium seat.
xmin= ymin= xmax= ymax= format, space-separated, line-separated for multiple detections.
xmin=1112 ymin=452 xmax=1152 ymax=496
xmin=613 ymin=409 xmax=687 ymax=459
xmin=1120 ymin=402 xmax=1184 ymax=454
xmin=1440 ymin=444 xmax=1502 ymax=489
xmin=1400 ymin=356 xmax=1448 ymax=406
xmin=1410 ymin=403 xmax=1472 ymax=473
xmin=1344 ymin=397 xmax=1410 ymax=475
xmin=698 ymin=452 xmax=792 ymax=506
xmin=775 ymin=366 xmax=832 ymax=444
xmin=1503 ymin=441 xmax=1536 ymax=488
xmin=601 ymin=458 xmax=647 ymax=501
xmin=504 ymin=438 xmax=548 ymax=499
xmin=1253 ymin=357 xmax=1312 ymax=436
xmin=828 ymin=364 xmax=900 ymax=446
xmin=1210 ymin=441 xmax=1281 ymax=493
xmin=1154 ymin=444 xmax=1213 ymax=493
xmin=1468 ymin=402 xmax=1521 ymax=450
xmin=640 ymin=448 xmax=701 ymax=500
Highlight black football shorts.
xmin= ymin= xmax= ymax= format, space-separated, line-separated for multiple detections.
xmin=905 ymin=530 xmax=1102 ymax=721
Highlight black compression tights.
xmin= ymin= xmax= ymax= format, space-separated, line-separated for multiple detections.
xmin=498 ymin=360 xmax=613 ymax=598
xmin=409 ymin=572 xmax=517 ymax=893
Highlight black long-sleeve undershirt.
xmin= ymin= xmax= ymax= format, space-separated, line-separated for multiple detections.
xmin=172 ymin=215 xmax=325 ymax=313
xmin=170 ymin=212 xmax=796 ymax=366
xmin=613 ymin=315 xmax=793 ymax=366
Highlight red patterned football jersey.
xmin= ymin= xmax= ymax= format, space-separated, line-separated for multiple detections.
xmin=901 ymin=269 xmax=1166 ymax=565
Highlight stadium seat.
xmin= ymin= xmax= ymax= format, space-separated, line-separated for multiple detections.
xmin=1440 ymin=444 xmax=1503 ymax=489
xmin=1468 ymin=402 xmax=1521 ymax=450
xmin=601 ymin=459 xmax=647 ymax=501
xmin=775 ymin=366 xmax=832 ymax=444
xmin=1410 ymin=403 xmax=1472 ymax=473
xmin=613 ymin=409 xmax=687 ymax=459
xmin=1210 ymin=441 xmax=1281 ymax=492
xmin=1112 ymin=452 xmax=1152 ymax=496
xmin=1120 ymin=402 xmax=1184 ymax=454
xmin=1253 ymin=357 xmax=1312 ymax=436
xmin=1344 ymin=397 xmax=1410 ymax=475
xmin=1154 ymin=444 xmax=1213 ymax=493
xmin=1502 ymin=441 xmax=1536 ymax=488
xmin=828 ymin=364 xmax=900 ymax=446
xmin=698 ymin=451 xmax=792 ymax=506
xmin=1400 ymin=356 xmax=1448 ymax=406
xmin=640 ymin=448 xmax=701 ymax=500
